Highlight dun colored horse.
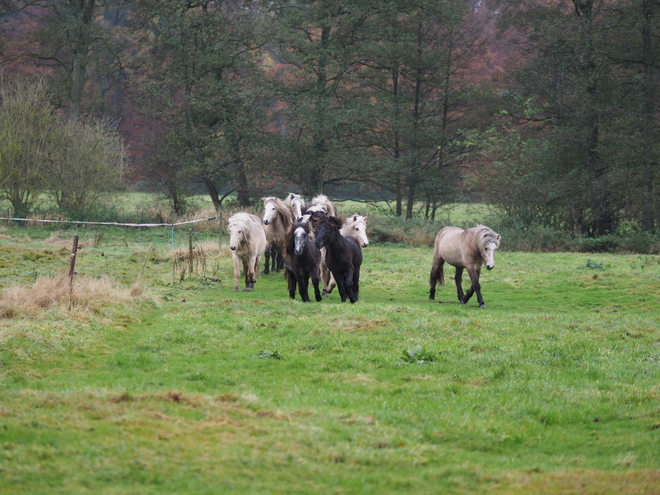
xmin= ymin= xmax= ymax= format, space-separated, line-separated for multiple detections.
xmin=262 ymin=196 xmax=294 ymax=274
xmin=228 ymin=212 xmax=267 ymax=292
xmin=313 ymin=215 xmax=363 ymax=304
xmin=283 ymin=221 xmax=323 ymax=302
xmin=429 ymin=225 xmax=501 ymax=308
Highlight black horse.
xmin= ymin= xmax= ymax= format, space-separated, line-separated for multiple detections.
xmin=313 ymin=215 xmax=362 ymax=304
xmin=283 ymin=221 xmax=323 ymax=302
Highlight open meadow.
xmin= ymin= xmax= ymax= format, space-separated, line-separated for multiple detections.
xmin=0 ymin=217 xmax=659 ymax=494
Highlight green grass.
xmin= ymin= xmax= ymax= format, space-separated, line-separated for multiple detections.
xmin=0 ymin=224 xmax=659 ymax=494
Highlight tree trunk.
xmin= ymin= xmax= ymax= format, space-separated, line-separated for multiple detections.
xmin=641 ymin=0 xmax=656 ymax=231
xmin=69 ymin=0 xmax=97 ymax=119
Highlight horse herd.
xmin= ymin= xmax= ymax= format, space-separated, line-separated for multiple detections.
xmin=227 ymin=194 xmax=501 ymax=308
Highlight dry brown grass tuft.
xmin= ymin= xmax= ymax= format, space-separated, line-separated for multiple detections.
xmin=0 ymin=275 xmax=146 ymax=318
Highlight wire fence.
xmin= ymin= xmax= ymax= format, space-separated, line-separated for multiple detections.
xmin=0 ymin=216 xmax=226 ymax=286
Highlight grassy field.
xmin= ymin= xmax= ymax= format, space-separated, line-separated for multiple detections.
xmin=0 ymin=220 xmax=659 ymax=494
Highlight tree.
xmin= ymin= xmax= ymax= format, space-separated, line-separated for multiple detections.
xmin=0 ymin=76 xmax=54 ymax=217
xmin=0 ymin=0 xmax=128 ymax=120
xmin=476 ymin=0 xmax=657 ymax=236
xmin=132 ymin=0 xmax=272 ymax=208
xmin=46 ymin=116 xmax=126 ymax=212
xmin=269 ymin=0 xmax=377 ymax=197
xmin=357 ymin=0 xmax=482 ymax=218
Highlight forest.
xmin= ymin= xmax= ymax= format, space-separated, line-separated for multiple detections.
xmin=0 ymin=0 xmax=659 ymax=245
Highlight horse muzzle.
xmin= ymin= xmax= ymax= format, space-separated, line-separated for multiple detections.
xmin=486 ymin=265 xmax=494 ymax=270
xmin=230 ymin=246 xmax=237 ymax=251
xmin=263 ymin=219 xmax=270 ymax=225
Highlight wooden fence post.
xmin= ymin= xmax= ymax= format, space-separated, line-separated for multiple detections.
xmin=68 ymin=235 xmax=79 ymax=307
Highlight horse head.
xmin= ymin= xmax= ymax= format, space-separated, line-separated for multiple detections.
xmin=293 ymin=224 xmax=309 ymax=256
xmin=228 ymin=220 xmax=248 ymax=251
xmin=262 ymin=197 xmax=278 ymax=225
xmin=285 ymin=193 xmax=305 ymax=221
xmin=480 ymin=228 xmax=501 ymax=270
xmin=314 ymin=216 xmax=341 ymax=250
xmin=342 ymin=214 xmax=369 ymax=248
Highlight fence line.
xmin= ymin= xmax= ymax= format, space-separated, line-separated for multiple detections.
xmin=0 ymin=216 xmax=219 ymax=250
xmin=0 ymin=216 xmax=216 ymax=227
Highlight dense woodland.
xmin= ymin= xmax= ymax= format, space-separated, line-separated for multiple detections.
xmin=0 ymin=0 xmax=659 ymax=241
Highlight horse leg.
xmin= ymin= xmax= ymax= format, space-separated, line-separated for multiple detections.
xmin=351 ymin=265 xmax=360 ymax=303
xmin=429 ymin=257 xmax=445 ymax=300
xmin=263 ymin=245 xmax=271 ymax=274
xmin=335 ymin=274 xmax=348 ymax=303
xmin=311 ymin=270 xmax=323 ymax=302
xmin=319 ymin=249 xmax=332 ymax=296
xmin=466 ymin=267 xmax=486 ymax=308
xmin=270 ymin=247 xmax=277 ymax=272
xmin=298 ymin=274 xmax=311 ymax=302
xmin=344 ymin=267 xmax=356 ymax=304
xmin=232 ymin=255 xmax=241 ymax=292
xmin=326 ymin=272 xmax=337 ymax=295
xmin=276 ymin=249 xmax=285 ymax=272
xmin=242 ymin=259 xmax=254 ymax=291
xmin=454 ymin=266 xmax=466 ymax=303
xmin=247 ymin=258 xmax=258 ymax=291
xmin=286 ymin=269 xmax=297 ymax=299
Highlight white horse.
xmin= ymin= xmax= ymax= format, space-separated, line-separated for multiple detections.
xmin=228 ymin=212 xmax=267 ymax=292
xmin=284 ymin=193 xmax=306 ymax=221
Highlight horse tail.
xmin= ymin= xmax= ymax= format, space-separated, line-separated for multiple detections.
xmin=429 ymin=255 xmax=445 ymax=300
xmin=430 ymin=258 xmax=444 ymax=286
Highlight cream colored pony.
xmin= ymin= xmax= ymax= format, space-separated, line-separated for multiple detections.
xmin=228 ymin=212 xmax=267 ymax=292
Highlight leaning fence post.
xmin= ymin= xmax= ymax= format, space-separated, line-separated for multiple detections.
xmin=68 ymin=235 xmax=79 ymax=308
xmin=188 ymin=230 xmax=195 ymax=275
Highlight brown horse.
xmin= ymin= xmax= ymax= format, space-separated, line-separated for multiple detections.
xmin=429 ymin=225 xmax=501 ymax=308
xmin=228 ymin=212 xmax=267 ymax=292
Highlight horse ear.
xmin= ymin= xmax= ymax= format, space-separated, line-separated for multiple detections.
xmin=352 ymin=215 xmax=358 ymax=222
xmin=497 ymin=234 xmax=501 ymax=241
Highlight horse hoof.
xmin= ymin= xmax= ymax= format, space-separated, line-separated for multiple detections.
xmin=479 ymin=303 xmax=487 ymax=309
xmin=242 ymin=288 xmax=254 ymax=292
xmin=316 ymin=295 xmax=323 ymax=302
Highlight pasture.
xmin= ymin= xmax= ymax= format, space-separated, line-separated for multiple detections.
xmin=0 ymin=220 xmax=659 ymax=494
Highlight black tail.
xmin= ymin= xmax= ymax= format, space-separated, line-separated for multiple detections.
xmin=429 ymin=258 xmax=444 ymax=300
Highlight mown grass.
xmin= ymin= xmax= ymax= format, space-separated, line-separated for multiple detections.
xmin=0 ymin=223 xmax=659 ymax=494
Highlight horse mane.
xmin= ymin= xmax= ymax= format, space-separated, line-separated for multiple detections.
xmin=284 ymin=192 xmax=304 ymax=206
xmin=470 ymin=225 xmax=501 ymax=248
xmin=311 ymin=194 xmax=337 ymax=216
xmin=310 ymin=212 xmax=341 ymax=231
xmin=228 ymin=213 xmax=259 ymax=241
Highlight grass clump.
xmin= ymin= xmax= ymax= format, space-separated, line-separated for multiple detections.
xmin=0 ymin=275 xmax=146 ymax=318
